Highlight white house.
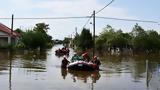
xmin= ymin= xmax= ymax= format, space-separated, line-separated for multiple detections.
xmin=0 ymin=23 xmax=20 ymax=47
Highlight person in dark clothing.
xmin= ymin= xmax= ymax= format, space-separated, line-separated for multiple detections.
xmin=61 ymin=56 xmax=70 ymax=68
xmin=91 ymin=56 xmax=101 ymax=70
xmin=61 ymin=68 xmax=67 ymax=79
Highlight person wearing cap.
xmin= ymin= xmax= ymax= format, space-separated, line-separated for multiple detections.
xmin=61 ymin=56 xmax=70 ymax=68
xmin=91 ymin=56 xmax=101 ymax=70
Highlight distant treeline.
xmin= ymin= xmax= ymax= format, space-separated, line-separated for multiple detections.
xmin=96 ymin=24 xmax=160 ymax=54
xmin=72 ymin=23 xmax=160 ymax=54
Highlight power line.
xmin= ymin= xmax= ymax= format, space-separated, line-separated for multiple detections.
xmin=95 ymin=0 xmax=115 ymax=14
xmin=0 ymin=16 xmax=158 ymax=24
xmin=82 ymin=0 xmax=114 ymax=29
xmin=0 ymin=16 xmax=90 ymax=20
xmin=96 ymin=16 xmax=159 ymax=24
xmin=83 ymin=14 xmax=93 ymax=28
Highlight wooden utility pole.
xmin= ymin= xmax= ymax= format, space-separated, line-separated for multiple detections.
xmin=9 ymin=14 xmax=14 ymax=90
xmin=11 ymin=14 xmax=14 ymax=35
xmin=93 ymin=11 xmax=95 ymax=58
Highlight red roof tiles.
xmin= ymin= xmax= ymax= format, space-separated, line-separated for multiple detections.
xmin=0 ymin=23 xmax=20 ymax=37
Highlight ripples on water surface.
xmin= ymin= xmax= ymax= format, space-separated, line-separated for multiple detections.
xmin=0 ymin=45 xmax=160 ymax=90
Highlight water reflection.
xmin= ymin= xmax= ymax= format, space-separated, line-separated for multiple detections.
xmin=61 ymin=68 xmax=101 ymax=83
xmin=9 ymin=51 xmax=12 ymax=90
xmin=14 ymin=50 xmax=47 ymax=60
xmin=0 ymin=50 xmax=48 ymax=90
xmin=10 ymin=50 xmax=47 ymax=69
xmin=101 ymin=56 xmax=147 ymax=80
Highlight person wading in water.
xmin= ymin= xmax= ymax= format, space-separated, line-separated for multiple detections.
xmin=61 ymin=56 xmax=70 ymax=68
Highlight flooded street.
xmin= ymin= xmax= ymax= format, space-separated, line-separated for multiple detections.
xmin=0 ymin=45 xmax=160 ymax=90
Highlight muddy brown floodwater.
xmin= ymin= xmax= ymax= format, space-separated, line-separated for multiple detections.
xmin=0 ymin=45 xmax=160 ymax=90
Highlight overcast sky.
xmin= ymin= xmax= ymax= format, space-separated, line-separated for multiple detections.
xmin=0 ymin=0 xmax=159 ymax=40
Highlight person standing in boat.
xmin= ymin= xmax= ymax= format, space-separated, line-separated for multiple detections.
xmin=82 ymin=52 xmax=90 ymax=62
xmin=61 ymin=56 xmax=70 ymax=68
xmin=91 ymin=56 xmax=101 ymax=70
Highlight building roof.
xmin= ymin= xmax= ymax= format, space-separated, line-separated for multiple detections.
xmin=0 ymin=23 xmax=20 ymax=37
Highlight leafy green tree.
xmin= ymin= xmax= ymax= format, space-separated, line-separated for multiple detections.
xmin=21 ymin=30 xmax=47 ymax=49
xmin=95 ymin=23 xmax=160 ymax=54
xmin=96 ymin=25 xmax=115 ymax=51
xmin=146 ymin=30 xmax=160 ymax=52
xmin=131 ymin=23 xmax=145 ymax=37
xmin=14 ymin=28 xmax=24 ymax=34
xmin=73 ymin=33 xmax=80 ymax=46
xmin=77 ymin=28 xmax=93 ymax=51
xmin=131 ymin=24 xmax=148 ymax=52
xmin=33 ymin=23 xmax=49 ymax=33
xmin=34 ymin=23 xmax=53 ymax=48
xmin=96 ymin=25 xmax=132 ymax=52
xmin=109 ymin=30 xmax=131 ymax=49
xmin=20 ymin=23 xmax=53 ymax=49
